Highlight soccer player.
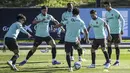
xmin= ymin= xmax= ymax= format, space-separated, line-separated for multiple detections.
xmin=54 ymin=7 xmax=89 ymax=72
xmin=103 ymin=1 xmax=125 ymax=66
xmin=60 ymin=2 xmax=83 ymax=61
xmin=87 ymin=10 xmax=111 ymax=69
xmin=19 ymin=6 xmax=61 ymax=66
xmin=3 ymin=14 xmax=32 ymax=71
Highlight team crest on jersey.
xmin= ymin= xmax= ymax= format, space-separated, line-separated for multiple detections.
xmin=96 ymin=22 xmax=98 ymax=24
xmin=111 ymin=14 xmax=113 ymax=16
xmin=47 ymin=17 xmax=50 ymax=20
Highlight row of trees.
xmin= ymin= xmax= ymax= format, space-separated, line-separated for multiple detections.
xmin=0 ymin=0 xmax=89 ymax=7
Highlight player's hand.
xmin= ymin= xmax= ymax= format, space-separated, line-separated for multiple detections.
xmin=76 ymin=40 xmax=80 ymax=44
xmin=121 ymin=30 xmax=123 ymax=35
xmin=2 ymin=45 xmax=6 ymax=52
xmin=61 ymin=28 xmax=65 ymax=32
xmin=85 ymin=38 xmax=90 ymax=44
xmin=107 ymin=35 xmax=112 ymax=41
xmin=28 ymin=34 xmax=32 ymax=38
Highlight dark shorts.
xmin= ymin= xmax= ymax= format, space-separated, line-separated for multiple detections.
xmin=33 ymin=36 xmax=53 ymax=47
xmin=92 ymin=39 xmax=106 ymax=50
xmin=108 ymin=34 xmax=122 ymax=44
xmin=5 ymin=37 xmax=19 ymax=53
xmin=65 ymin=42 xmax=81 ymax=53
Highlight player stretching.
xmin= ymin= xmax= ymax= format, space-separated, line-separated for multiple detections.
xmin=87 ymin=10 xmax=111 ymax=69
xmin=3 ymin=14 xmax=31 ymax=71
xmin=54 ymin=7 xmax=89 ymax=72
xmin=103 ymin=1 xmax=125 ymax=66
xmin=19 ymin=6 xmax=61 ymax=66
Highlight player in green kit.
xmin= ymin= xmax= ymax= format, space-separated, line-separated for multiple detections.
xmin=54 ymin=7 xmax=89 ymax=72
xmin=103 ymin=2 xmax=125 ymax=66
xmin=3 ymin=14 xmax=32 ymax=71
xmin=60 ymin=3 xmax=83 ymax=61
xmin=87 ymin=10 xmax=111 ymax=69
xmin=19 ymin=6 xmax=62 ymax=66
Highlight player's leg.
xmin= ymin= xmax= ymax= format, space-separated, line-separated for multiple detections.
xmin=107 ymin=35 xmax=113 ymax=61
xmin=58 ymin=31 xmax=65 ymax=44
xmin=113 ymin=34 xmax=121 ymax=66
xmin=73 ymin=43 xmax=83 ymax=61
xmin=11 ymin=50 xmax=19 ymax=71
xmin=88 ymin=39 xmax=99 ymax=68
xmin=77 ymin=48 xmax=83 ymax=61
xmin=70 ymin=48 xmax=74 ymax=61
xmin=5 ymin=37 xmax=19 ymax=71
xmin=100 ymin=39 xmax=110 ymax=68
xmin=113 ymin=43 xmax=120 ymax=66
xmin=65 ymin=42 xmax=73 ymax=72
xmin=46 ymin=36 xmax=61 ymax=65
xmin=19 ymin=36 xmax=42 ymax=66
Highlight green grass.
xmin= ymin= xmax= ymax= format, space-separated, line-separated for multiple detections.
xmin=0 ymin=49 xmax=130 ymax=73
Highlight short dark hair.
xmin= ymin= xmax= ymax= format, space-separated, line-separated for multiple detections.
xmin=16 ymin=14 xmax=26 ymax=21
xmin=67 ymin=2 xmax=72 ymax=6
xmin=103 ymin=1 xmax=111 ymax=6
xmin=72 ymin=7 xmax=79 ymax=15
xmin=41 ymin=5 xmax=48 ymax=10
xmin=90 ymin=10 xmax=96 ymax=14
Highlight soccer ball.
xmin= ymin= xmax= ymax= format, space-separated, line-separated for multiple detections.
xmin=74 ymin=62 xmax=81 ymax=70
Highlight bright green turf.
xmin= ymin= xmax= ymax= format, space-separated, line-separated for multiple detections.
xmin=0 ymin=49 xmax=130 ymax=73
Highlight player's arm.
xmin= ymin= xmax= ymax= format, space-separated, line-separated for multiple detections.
xmin=118 ymin=14 xmax=125 ymax=35
xmin=61 ymin=12 xmax=66 ymax=22
xmin=87 ymin=25 xmax=91 ymax=32
xmin=81 ymin=23 xmax=89 ymax=43
xmin=1 ymin=37 xmax=6 ymax=52
xmin=32 ymin=17 xmax=45 ymax=24
xmin=83 ymin=28 xmax=89 ymax=43
xmin=17 ymin=24 xmax=32 ymax=38
xmin=105 ymin=14 xmax=109 ymax=23
xmin=53 ymin=23 xmax=63 ymax=28
xmin=87 ymin=20 xmax=92 ymax=32
xmin=51 ymin=16 xmax=65 ymax=31
xmin=104 ymin=22 xmax=112 ymax=41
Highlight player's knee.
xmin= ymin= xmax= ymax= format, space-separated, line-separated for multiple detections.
xmin=66 ymin=52 xmax=71 ymax=55
xmin=13 ymin=49 xmax=19 ymax=54
xmin=107 ymin=43 xmax=111 ymax=47
xmin=114 ymin=44 xmax=119 ymax=47
xmin=51 ymin=44 xmax=56 ymax=48
xmin=49 ymin=41 xmax=56 ymax=48
xmin=14 ymin=53 xmax=19 ymax=58
xmin=31 ymin=47 xmax=37 ymax=53
xmin=101 ymin=47 xmax=107 ymax=52
xmin=91 ymin=48 xmax=95 ymax=53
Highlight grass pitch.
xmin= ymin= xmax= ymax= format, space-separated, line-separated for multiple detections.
xmin=0 ymin=49 xmax=130 ymax=73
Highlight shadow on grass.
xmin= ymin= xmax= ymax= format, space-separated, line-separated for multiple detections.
xmin=0 ymin=66 xmax=10 ymax=68
xmin=22 ymin=61 xmax=49 ymax=64
xmin=18 ymin=66 xmax=68 ymax=73
xmin=0 ymin=61 xmax=49 ymax=65
xmin=82 ymin=64 xmax=104 ymax=68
